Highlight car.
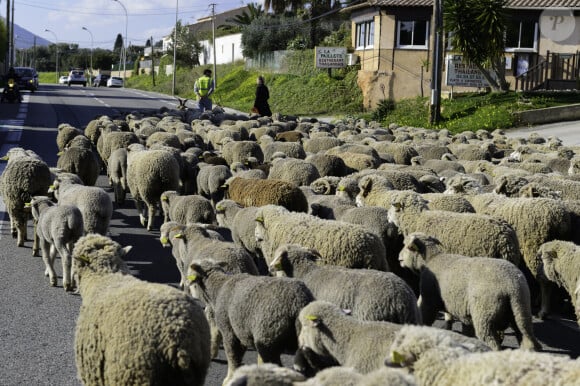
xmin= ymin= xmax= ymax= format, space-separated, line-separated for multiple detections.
xmin=107 ymin=76 xmax=123 ymax=88
xmin=58 ymin=75 xmax=69 ymax=84
xmin=13 ymin=67 xmax=38 ymax=92
xmin=67 ymin=69 xmax=87 ymax=87
xmin=93 ymin=74 xmax=110 ymax=87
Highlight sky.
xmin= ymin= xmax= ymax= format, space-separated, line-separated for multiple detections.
xmin=8 ymin=0 xmax=250 ymax=50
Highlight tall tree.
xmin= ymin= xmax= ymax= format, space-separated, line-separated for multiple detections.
xmin=113 ymin=33 xmax=123 ymax=54
xmin=220 ymin=2 xmax=265 ymax=33
xmin=168 ymin=20 xmax=202 ymax=67
xmin=444 ymin=0 xmax=509 ymax=91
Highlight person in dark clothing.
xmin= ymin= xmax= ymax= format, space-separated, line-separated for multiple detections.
xmin=253 ymin=75 xmax=272 ymax=117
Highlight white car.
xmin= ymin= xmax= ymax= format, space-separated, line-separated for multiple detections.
xmin=67 ymin=69 xmax=87 ymax=86
xmin=58 ymin=75 xmax=68 ymax=84
xmin=107 ymin=77 xmax=123 ymax=88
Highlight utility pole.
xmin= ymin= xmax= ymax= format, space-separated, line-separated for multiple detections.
xmin=210 ymin=3 xmax=217 ymax=88
xmin=151 ymin=36 xmax=155 ymax=86
xmin=429 ymin=0 xmax=443 ymax=125
xmin=172 ymin=0 xmax=178 ymax=96
xmin=6 ymin=0 xmax=10 ymax=69
xmin=10 ymin=0 xmax=14 ymax=66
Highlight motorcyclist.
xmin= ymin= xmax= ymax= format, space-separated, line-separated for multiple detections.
xmin=3 ymin=67 xmax=22 ymax=102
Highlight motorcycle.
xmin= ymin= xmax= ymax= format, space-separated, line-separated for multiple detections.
xmin=1 ymin=77 xmax=22 ymax=103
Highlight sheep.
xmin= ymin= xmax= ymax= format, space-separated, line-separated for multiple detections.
xmin=56 ymin=141 xmax=101 ymax=186
xmin=302 ymin=136 xmax=344 ymax=154
xmin=270 ymin=244 xmax=420 ymax=324
xmin=399 ymin=232 xmax=541 ymax=351
xmin=221 ymin=140 xmax=264 ymax=165
xmin=537 ymin=240 xmax=580 ymax=323
xmin=72 ymin=234 xmax=211 ymax=386
xmin=368 ymin=142 xmax=418 ymax=165
xmin=223 ymin=176 xmax=309 ymax=213
xmin=0 ymin=151 xmax=52 ymax=247
xmin=196 ymin=163 xmax=232 ymax=206
xmin=305 ymin=153 xmax=350 ymax=178
xmin=385 ymin=189 xmax=522 ymax=266
xmin=146 ymin=130 xmax=182 ymax=149
xmin=260 ymin=136 xmax=307 ymax=161
xmin=297 ymin=300 xmax=403 ymax=374
xmin=107 ymin=147 xmax=128 ymax=205
xmin=97 ymin=130 xmax=140 ymax=169
xmin=387 ymin=345 xmax=580 ymax=386
xmin=462 ymin=193 xmax=572 ymax=315
xmin=188 ymin=259 xmax=314 ymax=385
xmin=268 ymin=158 xmax=321 ymax=187
xmin=160 ymin=190 xmax=216 ymax=225
xmin=28 ymin=196 xmax=84 ymax=291
xmin=254 ymin=205 xmax=389 ymax=271
xmin=127 ymin=148 xmax=181 ymax=230
xmin=384 ymin=324 xmax=491 ymax=369
xmin=56 ymin=123 xmax=83 ymax=152
xmin=50 ymin=175 xmax=113 ymax=236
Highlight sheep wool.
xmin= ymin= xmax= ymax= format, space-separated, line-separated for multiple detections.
xmin=73 ymin=234 xmax=211 ymax=386
xmin=255 ymin=205 xmax=389 ymax=271
xmin=225 ymin=177 xmax=309 ymax=213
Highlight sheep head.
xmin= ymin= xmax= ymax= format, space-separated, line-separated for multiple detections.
xmin=72 ymin=234 xmax=131 ymax=277
xmin=399 ymin=232 xmax=443 ymax=271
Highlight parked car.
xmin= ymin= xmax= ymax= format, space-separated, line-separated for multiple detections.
xmin=13 ymin=67 xmax=38 ymax=92
xmin=93 ymin=74 xmax=110 ymax=87
xmin=58 ymin=75 xmax=69 ymax=84
xmin=67 ymin=69 xmax=87 ymax=87
xmin=107 ymin=76 xmax=123 ymax=88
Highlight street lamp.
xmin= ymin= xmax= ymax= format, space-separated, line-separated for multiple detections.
xmin=112 ymin=0 xmax=128 ymax=86
xmin=172 ymin=0 xmax=178 ymax=96
xmin=44 ymin=29 xmax=58 ymax=83
xmin=82 ymin=27 xmax=94 ymax=86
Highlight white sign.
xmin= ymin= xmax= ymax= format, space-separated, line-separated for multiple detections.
xmin=446 ymin=55 xmax=489 ymax=88
xmin=315 ymin=47 xmax=346 ymax=68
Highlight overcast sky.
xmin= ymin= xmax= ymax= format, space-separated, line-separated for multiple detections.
xmin=9 ymin=0 xmax=248 ymax=50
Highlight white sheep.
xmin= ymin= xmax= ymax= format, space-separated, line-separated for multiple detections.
xmin=399 ymin=232 xmax=541 ymax=351
xmin=160 ymin=190 xmax=216 ymax=225
xmin=28 ymin=196 xmax=84 ymax=291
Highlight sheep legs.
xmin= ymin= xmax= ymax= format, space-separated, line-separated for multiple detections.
xmin=55 ymin=243 xmax=75 ymax=292
xmin=222 ymin=335 xmax=245 ymax=386
xmin=40 ymin=240 xmax=57 ymax=287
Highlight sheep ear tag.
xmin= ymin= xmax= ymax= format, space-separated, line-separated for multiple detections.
xmin=160 ymin=236 xmax=169 ymax=245
xmin=305 ymin=314 xmax=321 ymax=327
xmin=187 ymin=274 xmax=198 ymax=283
xmin=390 ymin=350 xmax=405 ymax=365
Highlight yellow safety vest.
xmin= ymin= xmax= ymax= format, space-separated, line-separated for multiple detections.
xmin=197 ymin=76 xmax=211 ymax=96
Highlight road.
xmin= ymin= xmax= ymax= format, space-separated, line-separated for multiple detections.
xmin=0 ymin=85 xmax=578 ymax=386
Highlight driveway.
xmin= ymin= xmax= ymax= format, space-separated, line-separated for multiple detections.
xmin=505 ymin=120 xmax=580 ymax=146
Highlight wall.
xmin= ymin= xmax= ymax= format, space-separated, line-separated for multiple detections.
xmin=199 ymin=33 xmax=244 ymax=65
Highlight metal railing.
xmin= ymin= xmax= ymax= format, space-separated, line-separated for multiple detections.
xmin=515 ymin=51 xmax=580 ymax=91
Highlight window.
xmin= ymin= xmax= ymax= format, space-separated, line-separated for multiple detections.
xmin=505 ymin=20 xmax=538 ymax=51
xmin=397 ymin=20 xmax=429 ymax=49
xmin=355 ymin=20 xmax=374 ymax=49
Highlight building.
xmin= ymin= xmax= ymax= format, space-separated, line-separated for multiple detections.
xmin=344 ymin=0 xmax=580 ymax=109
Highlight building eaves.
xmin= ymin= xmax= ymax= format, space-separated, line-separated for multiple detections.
xmin=367 ymin=0 xmax=580 ymax=7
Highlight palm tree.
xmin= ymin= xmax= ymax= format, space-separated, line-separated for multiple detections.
xmin=220 ymin=3 xmax=266 ymax=33
xmin=444 ymin=0 xmax=509 ymax=91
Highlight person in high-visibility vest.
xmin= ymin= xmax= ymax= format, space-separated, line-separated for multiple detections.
xmin=194 ymin=69 xmax=214 ymax=112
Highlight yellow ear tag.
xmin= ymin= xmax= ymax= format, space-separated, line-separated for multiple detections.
xmin=24 ymin=202 xmax=31 ymax=208
xmin=161 ymin=195 xmax=168 ymax=201
xmin=77 ymin=254 xmax=91 ymax=264
xmin=174 ymin=233 xmax=183 ymax=239
xmin=57 ymin=151 xmax=63 ymax=156
xmin=187 ymin=274 xmax=197 ymax=282
xmin=337 ymin=185 xmax=345 ymax=191
xmin=391 ymin=350 xmax=405 ymax=365
xmin=305 ymin=314 xmax=318 ymax=321
xmin=255 ymin=216 xmax=264 ymax=223
xmin=160 ymin=236 xmax=168 ymax=244
xmin=49 ymin=185 xmax=55 ymax=190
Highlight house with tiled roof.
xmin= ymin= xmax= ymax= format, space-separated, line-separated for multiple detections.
xmin=343 ymin=0 xmax=580 ymax=108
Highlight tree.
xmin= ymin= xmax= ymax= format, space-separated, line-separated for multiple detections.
xmin=0 ymin=19 xmax=7 ymax=64
xmin=168 ymin=20 xmax=202 ymax=67
xmin=263 ymin=0 xmax=304 ymax=14
xmin=113 ymin=33 xmax=123 ymax=55
xmin=444 ymin=0 xmax=509 ymax=91
xmin=220 ymin=2 xmax=265 ymax=33
xmin=241 ymin=15 xmax=303 ymax=58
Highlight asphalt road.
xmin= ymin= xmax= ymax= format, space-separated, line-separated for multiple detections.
xmin=0 ymin=85 xmax=579 ymax=386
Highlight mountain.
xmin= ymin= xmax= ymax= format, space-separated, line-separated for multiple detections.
xmin=13 ymin=23 xmax=52 ymax=49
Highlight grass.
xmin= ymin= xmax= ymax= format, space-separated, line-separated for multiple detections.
xmin=39 ymin=62 xmax=580 ymax=134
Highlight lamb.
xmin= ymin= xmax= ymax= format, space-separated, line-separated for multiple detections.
xmin=188 ymin=259 xmax=314 ymax=385
xmin=385 ymin=189 xmax=522 ymax=266
xmin=73 ymin=234 xmax=211 ymax=386
xmin=537 ymin=240 xmax=580 ymax=323
xmin=223 ymin=176 xmax=309 ymax=213
xmin=0 ymin=151 xmax=52 ymax=246
xmin=160 ymin=190 xmax=216 ymax=225
xmin=297 ymin=300 xmax=403 ymax=374
xmin=28 ymin=196 xmax=84 ymax=291
xmin=270 ymin=244 xmax=420 ymax=324
xmin=268 ymin=158 xmax=321 ymax=187
xmin=399 ymin=232 xmax=541 ymax=351
xmin=196 ymin=163 xmax=232 ymax=206
xmin=127 ymin=147 xmax=181 ymax=230
xmin=254 ymin=205 xmax=389 ymax=271
xmin=50 ymin=174 xmax=113 ymax=235
xmin=387 ymin=344 xmax=580 ymax=386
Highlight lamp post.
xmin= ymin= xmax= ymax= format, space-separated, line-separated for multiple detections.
xmin=112 ymin=0 xmax=128 ymax=86
xmin=172 ymin=0 xmax=178 ymax=96
xmin=82 ymin=27 xmax=94 ymax=86
xmin=44 ymin=29 xmax=58 ymax=83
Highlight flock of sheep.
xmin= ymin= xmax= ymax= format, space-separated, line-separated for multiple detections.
xmin=2 ymin=103 xmax=580 ymax=385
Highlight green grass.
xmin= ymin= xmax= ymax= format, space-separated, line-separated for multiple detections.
xmin=38 ymin=61 xmax=580 ymax=134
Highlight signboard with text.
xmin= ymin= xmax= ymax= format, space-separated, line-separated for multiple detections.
xmin=315 ymin=47 xmax=347 ymax=68
xmin=445 ymin=55 xmax=490 ymax=88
